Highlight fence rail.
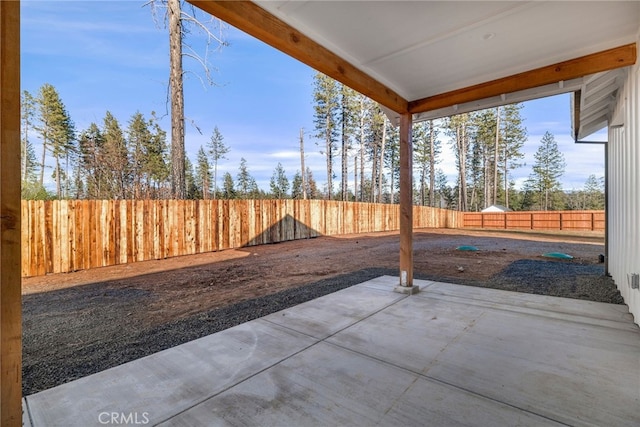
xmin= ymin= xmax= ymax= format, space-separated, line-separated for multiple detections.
xmin=462 ymin=210 xmax=605 ymax=232
xmin=21 ymin=200 xmax=461 ymax=277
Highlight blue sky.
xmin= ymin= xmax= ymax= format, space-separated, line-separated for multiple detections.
xmin=22 ymin=1 xmax=605 ymax=193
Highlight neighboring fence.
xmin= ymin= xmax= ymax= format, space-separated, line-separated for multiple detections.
xmin=21 ymin=199 xmax=462 ymax=277
xmin=462 ymin=210 xmax=605 ymax=232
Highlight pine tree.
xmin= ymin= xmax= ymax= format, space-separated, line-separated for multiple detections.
xmin=127 ymin=112 xmax=152 ymax=198
xmin=338 ymin=84 xmax=357 ymax=200
xmin=291 ymin=171 xmax=303 ymax=199
xmin=384 ymin=125 xmax=400 ymax=204
xmin=413 ymin=121 xmax=441 ymax=206
xmin=583 ymin=174 xmax=604 ymax=209
xmin=221 ymin=172 xmax=236 ymax=199
xmin=195 ymin=146 xmax=212 ymax=199
xmin=236 ymin=157 xmax=253 ymax=199
xmin=500 ymin=104 xmax=527 ymax=208
xmin=269 ymin=162 xmax=289 ymax=199
xmin=445 ymin=113 xmax=472 ymax=211
xmin=185 ymin=155 xmax=199 ymax=199
xmin=102 ymin=111 xmax=130 ymax=199
xmin=145 ymin=113 xmax=170 ymax=198
xmin=78 ymin=122 xmax=106 ymax=198
xmin=207 ymin=126 xmax=229 ymax=199
xmin=21 ymin=90 xmax=38 ymax=182
xmin=530 ymin=131 xmax=566 ymax=210
xmin=313 ymin=73 xmax=339 ymax=199
xmin=305 ymin=167 xmax=318 ymax=199
xmin=365 ymin=105 xmax=386 ymax=203
xmin=36 ymin=83 xmax=76 ymax=198
xmin=147 ymin=0 xmax=226 ymax=199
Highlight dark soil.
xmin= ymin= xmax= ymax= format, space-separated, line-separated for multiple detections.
xmin=22 ymin=229 xmax=622 ymax=395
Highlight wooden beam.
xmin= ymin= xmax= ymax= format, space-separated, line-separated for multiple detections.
xmin=398 ymin=113 xmax=414 ymax=290
xmin=187 ymin=0 xmax=409 ymax=114
xmin=0 ymin=0 xmax=22 ymax=425
xmin=409 ymin=43 xmax=637 ymax=114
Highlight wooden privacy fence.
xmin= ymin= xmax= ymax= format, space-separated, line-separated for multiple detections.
xmin=463 ymin=210 xmax=605 ymax=231
xmin=21 ymin=200 xmax=462 ymax=277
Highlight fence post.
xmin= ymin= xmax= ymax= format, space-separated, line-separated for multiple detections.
xmin=530 ymin=213 xmax=534 ymax=230
xmin=559 ymin=212 xmax=563 ymax=230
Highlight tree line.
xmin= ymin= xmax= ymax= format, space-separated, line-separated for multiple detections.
xmin=311 ymin=72 xmax=604 ymax=211
xmin=21 ymin=81 xmax=603 ymax=211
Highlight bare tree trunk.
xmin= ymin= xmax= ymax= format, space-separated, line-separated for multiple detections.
xmin=55 ymin=157 xmax=61 ymax=199
xmin=354 ymin=154 xmax=358 ymax=202
xmin=371 ymin=142 xmax=377 ymax=203
xmin=341 ymin=93 xmax=348 ymax=201
xmin=378 ymin=119 xmax=386 ymax=203
xmin=420 ymin=168 xmax=426 ymax=206
xmin=504 ymin=149 xmax=509 ymax=208
xmin=169 ymin=0 xmax=185 ymax=199
xmin=428 ymin=120 xmax=435 ymax=207
xmin=493 ymin=106 xmax=500 ymax=206
xmin=300 ymin=128 xmax=307 ymax=200
xmin=359 ymin=100 xmax=365 ymax=202
xmin=325 ymin=124 xmax=333 ymax=200
xmin=39 ymin=138 xmax=47 ymax=187
xmin=458 ymin=123 xmax=468 ymax=211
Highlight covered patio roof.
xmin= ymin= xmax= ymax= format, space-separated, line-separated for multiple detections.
xmin=190 ymin=1 xmax=638 ymax=122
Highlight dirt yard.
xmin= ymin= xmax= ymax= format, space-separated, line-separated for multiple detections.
xmin=23 ymin=228 xmax=619 ymax=395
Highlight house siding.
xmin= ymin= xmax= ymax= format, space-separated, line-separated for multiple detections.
xmin=608 ymin=45 xmax=640 ymax=326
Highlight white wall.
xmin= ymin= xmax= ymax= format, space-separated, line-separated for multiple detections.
xmin=608 ymin=44 xmax=640 ymax=326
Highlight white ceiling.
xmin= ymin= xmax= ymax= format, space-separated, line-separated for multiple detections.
xmin=256 ymin=1 xmax=639 ymax=103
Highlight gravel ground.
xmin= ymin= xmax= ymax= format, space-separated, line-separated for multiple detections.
xmin=23 ymin=259 xmax=622 ymax=395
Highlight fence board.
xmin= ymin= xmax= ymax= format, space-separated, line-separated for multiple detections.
xmin=463 ymin=210 xmax=605 ymax=232
xmin=24 ymin=200 xmax=579 ymax=277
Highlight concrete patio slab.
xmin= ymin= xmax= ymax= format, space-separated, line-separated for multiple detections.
xmin=261 ymin=284 xmax=406 ymax=339
xmin=161 ymin=342 xmax=563 ymax=427
xmin=24 ymin=276 xmax=640 ymax=427
xmin=26 ymin=319 xmax=317 ymax=426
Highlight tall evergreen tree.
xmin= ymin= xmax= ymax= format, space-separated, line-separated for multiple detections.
xmin=270 ymin=162 xmax=289 ymax=199
xmin=500 ymin=104 xmax=527 ymax=208
xmin=221 ymin=172 xmax=236 ymax=199
xmin=207 ymin=126 xmax=229 ymax=199
xmin=102 ymin=111 xmax=130 ymax=199
xmin=185 ymin=155 xmax=199 ymax=199
xmin=147 ymin=0 xmax=226 ymax=199
xmin=127 ymin=112 xmax=152 ymax=198
xmin=313 ymin=73 xmax=339 ymax=199
xmin=530 ymin=131 xmax=565 ymax=210
xmin=338 ymin=84 xmax=357 ymax=200
xmin=384 ymin=125 xmax=400 ymax=204
xmin=291 ymin=171 xmax=304 ymax=199
xmin=145 ymin=113 xmax=170 ymax=198
xmin=21 ymin=90 xmax=38 ymax=182
xmin=365 ymin=105 xmax=386 ymax=203
xmin=195 ymin=146 xmax=212 ymax=199
xmin=78 ymin=122 xmax=106 ymax=198
xmin=445 ymin=113 xmax=472 ymax=211
xmin=583 ymin=174 xmax=605 ymax=210
xmin=236 ymin=157 xmax=253 ymax=199
xmin=413 ymin=120 xmax=441 ymax=206
xmin=35 ymin=84 xmax=76 ymax=198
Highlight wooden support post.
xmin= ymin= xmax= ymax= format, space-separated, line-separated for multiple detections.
xmin=0 ymin=1 xmax=22 ymax=425
xmin=395 ymin=113 xmax=418 ymax=294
